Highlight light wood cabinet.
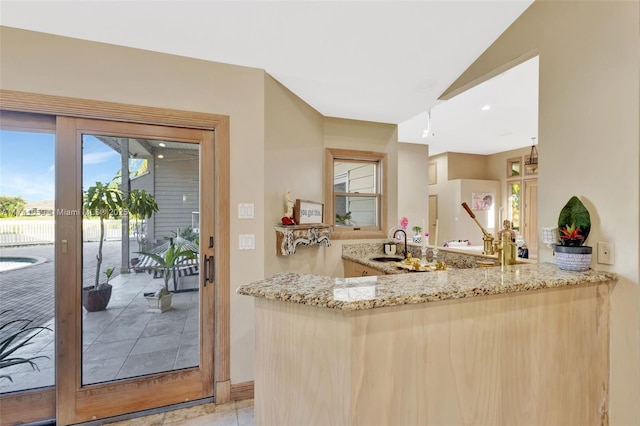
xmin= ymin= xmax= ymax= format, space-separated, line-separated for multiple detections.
xmin=253 ymin=282 xmax=611 ymax=426
xmin=343 ymin=259 xmax=384 ymax=277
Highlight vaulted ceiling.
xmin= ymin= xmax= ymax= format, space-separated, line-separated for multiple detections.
xmin=1 ymin=1 xmax=537 ymax=155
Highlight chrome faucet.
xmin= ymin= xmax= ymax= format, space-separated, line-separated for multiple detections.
xmin=393 ymin=229 xmax=408 ymax=258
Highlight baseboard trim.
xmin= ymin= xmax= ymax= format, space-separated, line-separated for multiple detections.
xmin=230 ymin=381 xmax=254 ymax=401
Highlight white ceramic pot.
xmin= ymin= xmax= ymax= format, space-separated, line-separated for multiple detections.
xmin=144 ymin=292 xmax=173 ymax=313
xmin=555 ymin=245 xmax=592 ymax=272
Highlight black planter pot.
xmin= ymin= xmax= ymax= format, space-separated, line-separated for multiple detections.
xmin=82 ymin=284 xmax=113 ymax=312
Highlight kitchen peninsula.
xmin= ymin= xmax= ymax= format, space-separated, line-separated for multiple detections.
xmin=238 ymin=263 xmax=616 ymax=425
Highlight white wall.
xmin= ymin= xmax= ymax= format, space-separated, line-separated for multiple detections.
xmin=458 ymin=179 xmax=501 ymax=244
xmin=398 ymin=142 xmax=429 ymax=238
xmin=442 ymin=2 xmax=640 ymax=422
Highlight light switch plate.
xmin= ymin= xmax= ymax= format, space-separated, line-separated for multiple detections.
xmin=238 ymin=203 xmax=255 ymax=219
xmin=239 ymin=234 xmax=256 ymax=250
xmin=597 ymin=242 xmax=614 ymax=265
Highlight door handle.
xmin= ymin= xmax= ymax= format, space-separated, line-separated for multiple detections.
xmin=203 ymin=254 xmax=214 ymax=286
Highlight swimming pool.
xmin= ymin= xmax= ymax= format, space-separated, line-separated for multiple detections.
xmin=0 ymin=256 xmax=47 ymax=272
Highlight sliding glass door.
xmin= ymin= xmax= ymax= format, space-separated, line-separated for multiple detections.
xmin=0 ymin=113 xmax=57 ymax=423
xmin=56 ymin=118 xmax=215 ymax=424
xmin=0 ymin=93 xmax=229 ymax=426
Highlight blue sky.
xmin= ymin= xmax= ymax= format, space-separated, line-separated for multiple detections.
xmin=0 ymin=130 xmax=122 ymax=203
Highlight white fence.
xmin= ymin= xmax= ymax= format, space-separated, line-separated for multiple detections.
xmin=0 ymin=219 xmax=126 ymax=246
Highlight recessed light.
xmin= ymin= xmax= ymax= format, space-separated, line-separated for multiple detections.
xmin=157 ymin=154 xmax=164 ymax=159
xmin=159 ymin=142 xmax=166 ymax=147
xmin=481 ymin=105 xmax=491 ymax=111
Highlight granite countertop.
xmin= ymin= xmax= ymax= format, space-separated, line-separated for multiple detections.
xmin=237 ymin=263 xmax=617 ymax=311
xmin=341 ymin=242 xmax=507 ymax=273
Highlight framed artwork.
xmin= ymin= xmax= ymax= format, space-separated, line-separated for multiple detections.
xmin=471 ymin=192 xmax=494 ymax=211
xmin=294 ymin=199 xmax=324 ymax=224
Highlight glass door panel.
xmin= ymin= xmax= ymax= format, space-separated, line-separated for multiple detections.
xmin=508 ymin=181 xmax=521 ymax=233
xmin=56 ymin=117 xmax=214 ymax=425
xmin=0 ymin=128 xmax=56 ymax=394
xmin=0 ymin=116 xmax=57 ymax=425
xmin=81 ymin=134 xmax=201 ymax=384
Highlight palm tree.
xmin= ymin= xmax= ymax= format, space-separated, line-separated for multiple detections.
xmin=83 ymin=182 xmax=123 ymax=290
xmin=128 ymin=189 xmax=159 ymax=252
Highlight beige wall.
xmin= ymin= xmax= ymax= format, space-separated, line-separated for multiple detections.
xmin=434 ymin=178 xmax=500 ymax=245
xmin=428 ymin=153 xmax=451 ymax=246
xmin=486 ymin=146 xmax=533 ymax=224
xmin=447 ymin=152 xmax=488 ymax=180
xmin=324 ymin=117 xmax=399 ymax=239
xmin=486 ymin=146 xmax=531 ymax=182
xmin=398 ymin=142 xmax=429 ymax=236
xmin=0 ymin=27 xmax=260 ymax=385
xmin=428 ymin=152 xmax=502 ymax=245
xmin=263 ymin=75 xmax=326 ymax=279
xmin=319 ymin=118 xmax=400 ymax=277
xmin=429 ymin=153 xmax=449 ymax=186
xmin=443 ymin=1 xmax=640 ymax=423
xmin=0 ymin=27 xmax=403 ymax=387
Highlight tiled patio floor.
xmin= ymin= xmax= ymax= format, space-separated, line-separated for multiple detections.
xmin=0 ymin=242 xmax=201 ymax=394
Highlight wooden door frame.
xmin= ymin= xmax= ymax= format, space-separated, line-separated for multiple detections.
xmin=428 ymin=195 xmax=438 ymax=246
xmin=0 ymin=90 xmax=231 ymax=425
xmin=523 ymin=178 xmax=538 ymax=258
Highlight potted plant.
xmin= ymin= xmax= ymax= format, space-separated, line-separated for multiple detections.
xmin=138 ymin=242 xmax=197 ymax=313
xmin=82 ymin=182 xmax=123 ymax=312
xmin=1 ymin=310 xmax=51 ymax=382
xmin=82 ymin=267 xmax=115 ymax=312
xmin=336 ymin=211 xmax=352 ymax=226
xmin=555 ymin=196 xmax=592 ymax=271
xmin=412 ymin=225 xmax=422 ymax=243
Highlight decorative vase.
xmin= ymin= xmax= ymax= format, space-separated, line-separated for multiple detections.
xmin=82 ymin=284 xmax=113 ymax=312
xmin=555 ymin=245 xmax=592 ymax=271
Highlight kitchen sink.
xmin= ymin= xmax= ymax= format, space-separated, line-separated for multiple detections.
xmin=369 ymin=256 xmax=404 ymax=263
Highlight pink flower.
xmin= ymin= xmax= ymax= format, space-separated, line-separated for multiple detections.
xmin=424 ymin=232 xmax=429 ymax=237
xmin=400 ymin=217 xmax=408 ymax=230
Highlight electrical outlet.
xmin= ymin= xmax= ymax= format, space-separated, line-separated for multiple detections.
xmin=597 ymin=242 xmax=614 ymax=265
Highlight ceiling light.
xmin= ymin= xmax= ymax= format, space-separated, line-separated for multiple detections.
xmin=422 ymin=109 xmax=434 ymax=138
xmin=525 ymin=137 xmax=538 ymax=172
xmin=159 ymin=142 xmax=166 ymax=147
xmin=481 ymin=105 xmax=491 ymax=111
xmin=157 ymin=154 xmax=164 ymax=159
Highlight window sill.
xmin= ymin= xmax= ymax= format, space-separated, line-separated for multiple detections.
xmin=331 ymin=229 xmax=386 ymax=240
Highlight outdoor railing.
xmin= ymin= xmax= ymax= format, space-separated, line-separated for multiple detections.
xmin=0 ymin=219 xmax=127 ymax=246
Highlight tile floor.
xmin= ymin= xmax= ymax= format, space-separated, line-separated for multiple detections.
xmin=2 ymin=241 xmax=243 ymax=425
xmin=0 ymin=270 xmax=201 ymax=393
xmin=107 ymin=399 xmax=254 ymax=426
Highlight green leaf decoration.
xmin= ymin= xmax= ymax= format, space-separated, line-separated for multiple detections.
xmin=558 ymin=196 xmax=591 ymax=244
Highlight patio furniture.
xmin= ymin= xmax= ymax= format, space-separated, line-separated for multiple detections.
xmin=135 ymin=237 xmax=200 ymax=292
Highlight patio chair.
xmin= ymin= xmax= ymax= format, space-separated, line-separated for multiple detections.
xmin=135 ymin=236 xmax=200 ymax=292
